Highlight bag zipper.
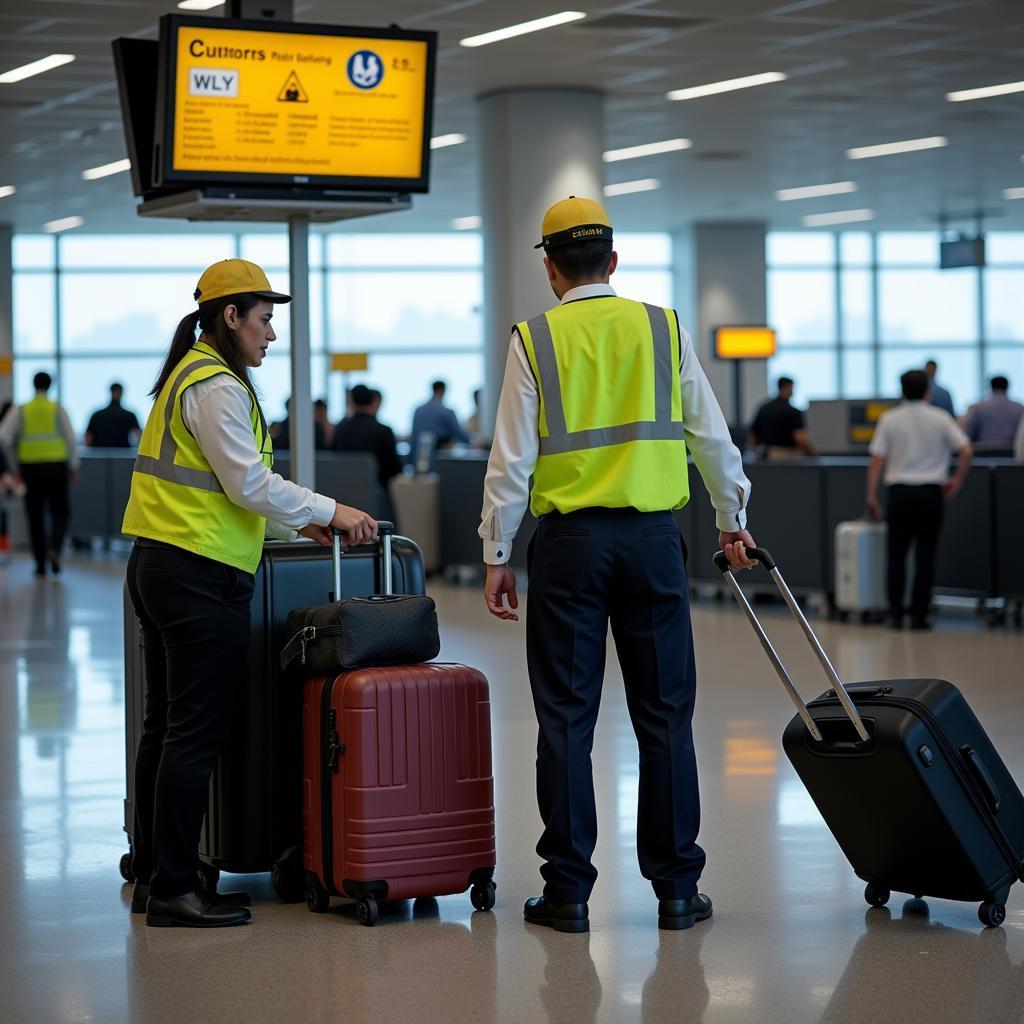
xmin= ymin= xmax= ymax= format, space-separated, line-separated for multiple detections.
xmin=811 ymin=692 xmax=1023 ymax=881
xmin=320 ymin=677 xmax=338 ymax=895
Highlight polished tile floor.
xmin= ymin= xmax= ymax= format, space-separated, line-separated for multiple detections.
xmin=2 ymin=553 xmax=1024 ymax=1024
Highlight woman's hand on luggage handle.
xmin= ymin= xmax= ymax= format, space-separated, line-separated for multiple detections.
xmin=719 ymin=530 xmax=759 ymax=571
xmin=329 ymin=504 xmax=378 ymax=546
xmin=299 ymin=524 xmax=333 ymax=547
xmin=484 ymin=564 xmax=519 ymax=622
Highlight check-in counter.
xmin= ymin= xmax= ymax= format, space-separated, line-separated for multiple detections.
xmin=994 ymin=465 xmax=1024 ymax=600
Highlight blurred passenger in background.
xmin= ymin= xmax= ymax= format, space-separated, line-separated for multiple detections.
xmin=333 ymin=384 xmax=402 ymax=489
xmin=1016 ymin=416 xmax=1024 ymax=464
xmin=85 ymin=382 xmax=142 ymax=448
xmin=747 ymin=377 xmax=815 ymax=460
xmin=867 ymin=369 xmax=972 ymax=631
xmin=0 ymin=371 xmax=79 ymax=576
xmin=411 ymin=380 xmax=470 ymax=463
xmin=962 ymin=376 xmax=1024 ymax=445
xmin=270 ymin=397 xmax=328 ymax=450
xmin=0 ymin=400 xmax=13 ymax=488
xmin=924 ymin=359 xmax=955 ymax=417
xmin=313 ymin=398 xmax=333 ymax=450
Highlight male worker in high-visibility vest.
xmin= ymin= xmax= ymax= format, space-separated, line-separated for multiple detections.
xmin=0 ymin=371 xmax=79 ymax=576
xmin=480 ymin=196 xmax=757 ymax=933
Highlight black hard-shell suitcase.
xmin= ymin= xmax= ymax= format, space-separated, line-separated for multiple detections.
xmin=119 ymin=534 xmax=426 ymax=898
xmin=715 ymin=546 xmax=1024 ymax=927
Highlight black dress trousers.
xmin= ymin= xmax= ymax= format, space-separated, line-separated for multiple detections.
xmin=20 ymin=461 xmax=70 ymax=571
xmin=526 ymin=507 xmax=705 ymax=904
xmin=886 ymin=483 xmax=944 ymax=623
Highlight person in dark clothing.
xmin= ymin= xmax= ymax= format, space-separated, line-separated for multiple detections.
xmin=748 ymin=377 xmax=815 ymax=459
xmin=85 ymin=382 xmax=142 ymax=448
xmin=332 ymin=384 xmax=403 ymax=488
xmin=270 ymin=397 xmax=327 ymax=450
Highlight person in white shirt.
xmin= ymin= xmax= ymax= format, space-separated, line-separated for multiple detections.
xmin=479 ymin=196 xmax=755 ymax=934
xmin=867 ymin=369 xmax=972 ymax=630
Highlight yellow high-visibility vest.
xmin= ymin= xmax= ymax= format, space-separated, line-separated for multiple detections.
xmin=17 ymin=396 xmax=68 ymax=464
xmin=517 ymin=296 xmax=689 ymax=517
xmin=122 ymin=340 xmax=273 ymax=573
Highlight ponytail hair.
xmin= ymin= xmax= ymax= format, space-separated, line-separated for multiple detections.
xmin=151 ymin=293 xmax=264 ymax=397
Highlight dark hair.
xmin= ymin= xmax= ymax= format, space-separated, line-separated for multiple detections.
xmin=314 ymin=398 xmax=328 ymax=411
xmin=370 ymin=389 xmax=382 ymax=404
xmin=902 ymin=370 xmax=929 ymax=401
xmin=991 ymin=375 xmax=1009 ymax=392
xmin=110 ymin=382 xmax=123 ymax=394
xmin=33 ymin=371 xmax=52 ymax=391
xmin=151 ymin=292 xmax=264 ymax=397
xmin=924 ymin=360 xmax=938 ymax=371
xmin=351 ymin=384 xmax=373 ymax=407
xmin=777 ymin=376 xmax=794 ymax=390
xmin=431 ymin=380 xmax=446 ymax=395
xmin=547 ymin=239 xmax=613 ymax=283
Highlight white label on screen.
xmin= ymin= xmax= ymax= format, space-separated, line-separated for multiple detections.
xmin=189 ymin=68 xmax=239 ymax=97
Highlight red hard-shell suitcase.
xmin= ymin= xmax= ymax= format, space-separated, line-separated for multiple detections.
xmin=301 ymin=531 xmax=496 ymax=925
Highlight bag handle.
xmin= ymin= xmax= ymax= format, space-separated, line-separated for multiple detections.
xmin=331 ymin=521 xmax=395 ymax=601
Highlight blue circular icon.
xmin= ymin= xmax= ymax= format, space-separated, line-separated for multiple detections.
xmin=347 ymin=50 xmax=384 ymax=90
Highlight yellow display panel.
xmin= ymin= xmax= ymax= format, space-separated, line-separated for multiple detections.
xmin=714 ymin=326 xmax=777 ymax=360
xmin=0 ymin=355 xmax=12 ymax=375
xmin=170 ymin=23 xmax=429 ymax=182
xmin=331 ymin=353 xmax=369 ymax=372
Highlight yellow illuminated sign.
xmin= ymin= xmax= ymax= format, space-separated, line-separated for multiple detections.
xmin=0 ymin=355 xmax=12 ymax=375
xmin=714 ymin=327 xmax=777 ymax=360
xmin=171 ymin=24 xmax=429 ymax=182
xmin=331 ymin=353 xmax=369 ymax=372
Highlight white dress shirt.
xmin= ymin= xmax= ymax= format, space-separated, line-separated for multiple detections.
xmin=181 ymin=375 xmax=336 ymax=540
xmin=479 ymin=283 xmax=750 ymax=564
xmin=869 ymin=401 xmax=970 ymax=485
xmin=0 ymin=399 xmax=80 ymax=472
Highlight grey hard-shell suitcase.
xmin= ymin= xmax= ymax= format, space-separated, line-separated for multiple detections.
xmin=716 ymin=546 xmax=1024 ymax=927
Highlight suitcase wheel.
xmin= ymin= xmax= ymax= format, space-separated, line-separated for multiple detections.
xmin=356 ymin=896 xmax=379 ymax=927
xmin=979 ymin=901 xmax=1006 ymax=928
xmin=306 ymin=881 xmax=330 ymax=914
xmin=118 ymin=851 xmax=135 ymax=884
xmin=864 ymin=883 xmax=890 ymax=908
xmin=471 ymin=881 xmax=497 ymax=912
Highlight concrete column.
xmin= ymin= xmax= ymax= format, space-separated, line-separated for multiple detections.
xmin=673 ymin=223 xmax=768 ymax=428
xmin=288 ymin=215 xmax=314 ymax=489
xmin=478 ymin=88 xmax=604 ymax=434
xmin=0 ymin=225 xmax=12 ymax=405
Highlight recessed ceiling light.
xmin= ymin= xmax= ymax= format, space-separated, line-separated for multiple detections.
xmin=776 ymin=181 xmax=858 ymax=202
xmin=847 ymin=136 xmax=948 ymax=160
xmin=604 ymin=178 xmax=660 ymax=197
xmin=431 ymin=134 xmax=467 ymax=150
xmin=603 ymin=139 xmax=692 ymax=162
xmin=667 ymin=72 xmax=787 ymax=102
xmin=0 ymin=54 xmax=75 ymax=84
xmin=451 ymin=215 xmax=482 ymax=230
xmin=802 ymin=208 xmax=874 ymax=227
xmin=1004 ymin=188 xmax=1024 ymax=200
xmin=177 ymin=0 xmax=225 ymax=9
xmin=0 ymin=185 xmax=15 ymax=199
xmin=82 ymin=158 xmax=131 ymax=181
xmin=947 ymin=79 xmax=1024 ymax=103
xmin=460 ymin=11 xmax=586 ymax=48
xmin=43 ymin=216 xmax=84 ymax=233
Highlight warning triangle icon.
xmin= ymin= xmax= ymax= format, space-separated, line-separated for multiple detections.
xmin=277 ymin=70 xmax=309 ymax=103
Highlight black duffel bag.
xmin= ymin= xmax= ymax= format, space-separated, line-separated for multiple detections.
xmin=280 ymin=524 xmax=439 ymax=674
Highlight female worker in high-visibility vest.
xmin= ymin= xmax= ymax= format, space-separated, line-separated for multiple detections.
xmin=121 ymin=259 xmax=378 ymax=929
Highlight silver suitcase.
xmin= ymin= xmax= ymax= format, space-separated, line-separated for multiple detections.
xmin=834 ymin=520 xmax=887 ymax=614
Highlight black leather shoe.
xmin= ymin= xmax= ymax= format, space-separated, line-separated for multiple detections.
xmin=887 ymin=615 xmax=903 ymax=630
xmin=132 ymin=884 xmax=252 ymax=914
xmin=145 ymin=890 xmax=251 ymax=928
xmin=49 ymin=551 xmax=61 ymax=575
xmin=524 ymin=896 xmax=589 ymax=933
xmin=658 ymin=893 xmax=713 ymax=930
xmin=909 ymin=618 xmax=933 ymax=631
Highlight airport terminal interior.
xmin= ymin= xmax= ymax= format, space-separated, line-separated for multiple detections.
xmin=2 ymin=1 xmax=1024 ymax=1022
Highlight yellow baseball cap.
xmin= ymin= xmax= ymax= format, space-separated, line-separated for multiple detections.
xmin=535 ymin=196 xmax=613 ymax=250
xmin=193 ymin=259 xmax=292 ymax=305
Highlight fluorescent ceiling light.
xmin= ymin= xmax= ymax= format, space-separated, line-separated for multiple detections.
xmin=431 ymin=134 xmax=467 ymax=150
xmin=451 ymin=215 xmax=482 ymax=230
xmin=82 ymin=158 xmax=131 ymax=181
xmin=0 ymin=54 xmax=75 ymax=84
xmin=177 ymin=0 xmax=225 ymax=9
xmin=43 ymin=216 xmax=84 ymax=233
xmin=0 ymin=185 xmax=15 ymax=199
xmin=802 ymin=208 xmax=874 ymax=227
xmin=947 ymin=80 xmax=1024 ymax=103
xmin=776 ymin=181 xmax=857 ymax=202
xmin=604 ymin=178 xmax=660 ymax=197
xmin=667 ymin=72 xmax=786 ymax=102
xmin=1004 ymin=188 xmax=1024 ymax=200
xmin=847 ymin=136 xmax=948 ymax=160
xmin=460 ymin=11 xmax=586 ymax=48
xmin=603 ymin=138 xmax=692 ymax=162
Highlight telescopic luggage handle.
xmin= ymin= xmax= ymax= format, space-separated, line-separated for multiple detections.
xmin=331 ymin=521 xmax=394 ymax=601
xmin=713 ymin=547 xmax=869 ymax=743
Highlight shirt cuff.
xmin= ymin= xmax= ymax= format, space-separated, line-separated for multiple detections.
xmin=483 ymin=539 xmax=512 ymax=565
xmin=715 ymin=506 xmax=748 ymax=532
xmin=311 ymin=493 xmax=336 ymax=528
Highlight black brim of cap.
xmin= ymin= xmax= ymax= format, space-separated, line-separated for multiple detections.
xmin=254 ymin=290 xmax=293 ymax=303
xmin=534 ymin=224 xmax=613 ymax=251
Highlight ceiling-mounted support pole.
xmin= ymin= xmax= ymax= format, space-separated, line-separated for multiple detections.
xmin=288 ymin=214 xmax=315 ymax=490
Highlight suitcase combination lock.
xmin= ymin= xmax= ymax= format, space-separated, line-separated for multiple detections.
xmin=327 ymin=708 xmax=345 ymax=773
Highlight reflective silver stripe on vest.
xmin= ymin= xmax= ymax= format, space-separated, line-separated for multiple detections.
xmin=529 ymin=303 xmax=681 ymax=457
xmin=132 ymin=358 xmax=226 ymax=493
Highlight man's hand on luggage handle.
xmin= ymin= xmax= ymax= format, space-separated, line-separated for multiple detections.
xmin=866 ymin=496 xmax=882 ymax=522
xmin=484 ymin=564 xmax=519 ymax=621
xmin=329 ymin=504 xmax=378 ymax=546
xmin=719 ymin=529 xmax=759 ymax=571
xmin=299 ymin=524 xmax=333 ymax=547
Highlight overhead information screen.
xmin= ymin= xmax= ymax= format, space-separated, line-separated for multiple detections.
xmin=157 ymin=16 xmax=435 ymax=191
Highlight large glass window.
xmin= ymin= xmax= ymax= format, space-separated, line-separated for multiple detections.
xmin=878 ymin=269 xmax=977 ymax=344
